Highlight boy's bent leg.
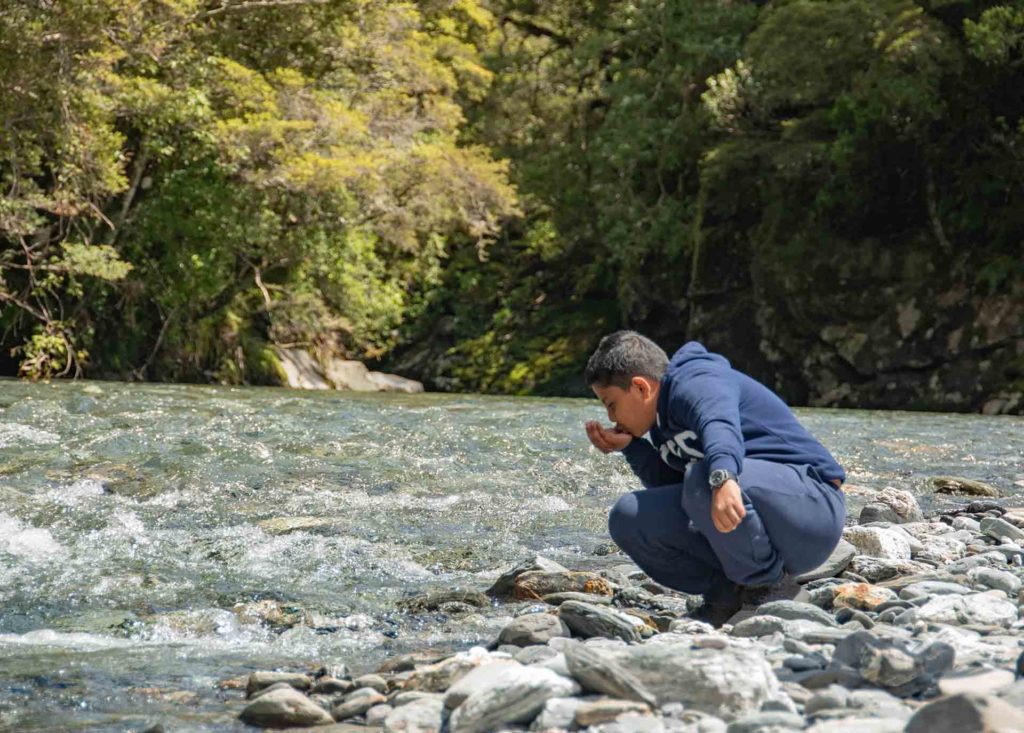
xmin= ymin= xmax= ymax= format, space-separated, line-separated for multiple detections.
xmin=608 ymin=484 xmax=732 ymax=597
xmin=682 ymin=459 xmax=846 ymax=587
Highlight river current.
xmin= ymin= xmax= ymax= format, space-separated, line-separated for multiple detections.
xmin=0 ymin=379 xmax=1021 ymax=731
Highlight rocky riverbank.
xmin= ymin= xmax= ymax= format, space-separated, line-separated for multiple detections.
xmin=186 ymin=488 xmax=1024 ymax=732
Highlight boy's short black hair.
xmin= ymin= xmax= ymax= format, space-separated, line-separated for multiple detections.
xmin=584 ymin=330 xmax=669 ymax=389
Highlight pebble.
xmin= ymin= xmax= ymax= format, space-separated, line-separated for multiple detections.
xmin=497 ymin=612 xmax=571 ymax=646
xmin=239 ymin=685 xmax=334 ymax=727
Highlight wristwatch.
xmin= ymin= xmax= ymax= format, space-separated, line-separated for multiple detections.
xmin=709 ymin=468 xmax=737 ymax=491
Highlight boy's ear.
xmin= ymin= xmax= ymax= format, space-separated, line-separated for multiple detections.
xmin=631 ymin=375 xmax=655 ymax=399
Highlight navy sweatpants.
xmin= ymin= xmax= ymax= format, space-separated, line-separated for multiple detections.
xmin=608 ymin=458 xmax=846 ymax=596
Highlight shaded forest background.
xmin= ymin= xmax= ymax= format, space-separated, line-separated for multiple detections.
xmin=1 ymin=0 xmax=1021 ymax=412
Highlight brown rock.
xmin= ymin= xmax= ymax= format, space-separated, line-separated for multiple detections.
xmin=832 ymin=583 xmax=897 ymax=611
xmin=513 ymin=571 xmax=614 ymax=600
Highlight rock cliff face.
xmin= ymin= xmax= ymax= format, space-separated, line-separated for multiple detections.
xmin=685 ymin=232 xmax=1023 ymax=414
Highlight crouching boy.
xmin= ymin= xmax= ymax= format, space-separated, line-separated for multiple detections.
xmin=584 ymin=331 xmax=846 ymax=625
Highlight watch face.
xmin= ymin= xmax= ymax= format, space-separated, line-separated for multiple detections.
xmin=710 ymin=469 xmax=727 ymax=486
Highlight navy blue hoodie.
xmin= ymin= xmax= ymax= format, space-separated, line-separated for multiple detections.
xmin=621 ymin=342 xmax=846 ymax=488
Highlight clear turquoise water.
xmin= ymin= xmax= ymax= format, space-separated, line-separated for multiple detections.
xmin=0 ymin=379 xmax=1021 ymax=731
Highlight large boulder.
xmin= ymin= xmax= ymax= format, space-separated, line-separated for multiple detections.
xmin=594 ymin=641 xmax=787 ymax=721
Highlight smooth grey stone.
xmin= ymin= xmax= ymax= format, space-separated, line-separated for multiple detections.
xmin=447 ymin=665 xmax=578 ymax=733
xmin=312 ymin=676 xmax=354 ymax=695
xmin=246 ymin=671 xmax=312 ymax=697
xmin=980 ymin=517 xmax=1024 ymax=544
xmin=597 ymin=641 xmax=790 ymax=720
xmin=952 ymin=516 xmax=982 ymax=532
xmin=366 ymin=703 xmax=392 ymax=725
xmin=795 ymin=540 xmax=857 ymax=583
xmin=516 ymin=645 xmax=557 ymax=665
xmin=730 ymin=615 xmax=788 ymax=638
xmin=873 ymin=600 xmax=914 ymax=613
xmin=877 ymin=608 xmax=900 ymax=624
xmin=783 ymin=654 xmax=827 ymax=672
xmin=968 ymin=567 xmax=1022 ymax=595
xmin=725 ymin=711 xmax=804 ymax=733
xmin=392 ymin=691 xmax=443 ymax=707
xmin=755 ymin=600 xmax=837 ymax=627
xmin=805 ymin=685 xmax=849 ymax=715
xmin=353 ymin=674 xmax=388 ymax=694
xmin=938 ymin=668 xmax=1015 ymax=697
xmin=834 ymin=608 xmax=874 ymax=629
xmin=383 ymin=696 xmax=444 ymax=732
xmin=332 ymin=688 xmax=388 ymax=720
xmin=905 ymin=692 xmax=1024 ymax=733
xmin=782 ymin=638 xmax=816 ymax=655
xmin=564 ymin=641 xmax=658 ymax=707
xmin=444 ymin=661 xmax=521 ymax=709
xmin=529 ymin=696 xmax=582 ymax=731
xmin=558 ymin=601 xmax=643 ymax=642
xmin=796 ymin=628 xmax=854 ymax=644
xmin=899 ymin=581 xmax=972 ymax=600
xmin=239 ymin=686 xmax=334 ymax=727
xmin=498 ymin=613 xmax=571 ymax=647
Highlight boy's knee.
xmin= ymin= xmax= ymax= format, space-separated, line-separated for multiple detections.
xmin=608 ymin=492 xmax=639 ymax=549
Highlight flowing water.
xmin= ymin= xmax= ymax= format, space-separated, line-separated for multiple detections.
xmin=0 ymin=378 xmax=1021 ymax=731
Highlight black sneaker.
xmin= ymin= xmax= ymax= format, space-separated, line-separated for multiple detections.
xmin=726 ymin=572 xmax=802 ymax=625
xmin=690 ymin=583 xmax=743 ymax=628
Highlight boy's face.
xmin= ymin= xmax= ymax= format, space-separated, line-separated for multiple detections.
xmin=592 ymin=376 xmax=659 ymax=437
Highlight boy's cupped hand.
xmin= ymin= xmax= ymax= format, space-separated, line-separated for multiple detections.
xmin=585 ymin=421 xmax=632 ymax=453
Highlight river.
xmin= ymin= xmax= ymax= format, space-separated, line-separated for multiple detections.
xmin=0 ymin=379 xmax=1021 ymax=731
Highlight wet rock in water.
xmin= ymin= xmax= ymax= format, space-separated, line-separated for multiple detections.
xmin=383 ymin=696 xmax=445 ymax=733
xmin=832 ymin=583 xmax=897 ymax=612
xmin=378 ymin=649 xmax=453 ymax=674
xmin=599 ymin=641 xmax=787 ymax=720
xmin=859 ymin=487 xmax=924 ymax=525
xmin=498 ymin=612 xmax=571 ymax=647
xmin=846 ymin=556 xmax=933 ymax=583
xmin=246 ymin=671 xmax=313 ymax=697
xmin=332 ymin=687 xmax=388 ymax=720
xmin=353 ymin=674 xmax=389 ymax=694
xmin=931 ymin=476 xmax=1002 ymax=498
xmin=564 ymin=640 xmax=658 ymax=708
xmin=312 ymin=676 xmax=354 ymax=695
xmin=574 ymin=698 xmax=652 ymax=726
xmin=542 ymin=591 xmax=613 ymax=606
xmin=558 ymin=600 xmax=644 ymax=642
xmin=753 ymin=600 xmax=838 ymax=627
xmin=915 ymin=591 xmax=1019 ymax=627
xmin=980 ymin=517 xmax=1024 ymax=544
xmin=486 ymin=556 xmax=570 ymax=599
xmin=514 ymin=571 xmax=614 ymax=600
xmin=828 ymin=631 xmax=954 ymax=697
xmin=446 ymin=664 xmax=578 ymax=733
xmin=842 ymin=526 xmax=912 ymax=560
xmin=938 ymin=668 xmax=1016 ymax=697
xmin=399 ymin=589 xmax=489 ymax=613
xmin=794 ymin=540 xmax=857 ymax=583
xmin=905 ymin=693 xmax=1024 ymax=733
xmin=239 ymin=685 xmax=335 ymax=727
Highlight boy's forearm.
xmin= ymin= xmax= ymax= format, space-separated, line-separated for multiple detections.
xmin=621 ymin=439 xmax=685 ymax=488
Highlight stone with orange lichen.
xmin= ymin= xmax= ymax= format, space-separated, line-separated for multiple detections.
xmin=512 ymin=571 xmax=614 ymax=600
xmin=832 ymin=582 xmax=898 ymax=611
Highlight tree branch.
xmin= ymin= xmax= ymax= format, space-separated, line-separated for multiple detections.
xmin=200 ymin=0 xmax=331 ymax=19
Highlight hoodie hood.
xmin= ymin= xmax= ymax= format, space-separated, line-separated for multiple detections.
xmin=665 ymin=341 xmax=732 ymax=376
